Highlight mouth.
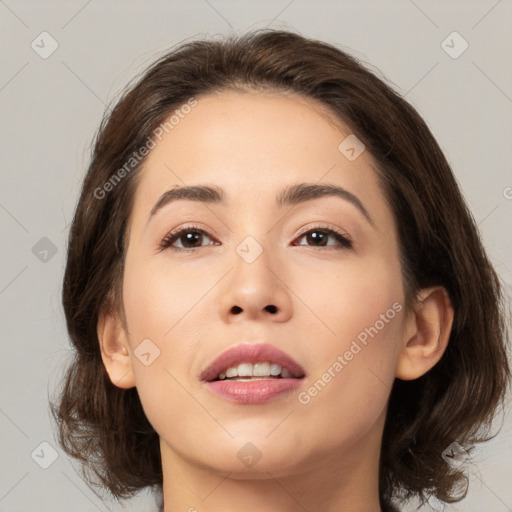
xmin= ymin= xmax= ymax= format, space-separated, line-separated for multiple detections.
xmin=212 ymin=361 xmax=298 ymax=381
xmin=200 ymin=343 xmax=306 ymax=404
xmin=200 ymin=342 xmax=306 ymax=382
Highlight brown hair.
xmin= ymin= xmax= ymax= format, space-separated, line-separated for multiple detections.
xmin=52 ymin=29 xmax=511 ymax=511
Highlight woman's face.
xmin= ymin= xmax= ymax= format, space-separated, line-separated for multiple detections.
xmin=116 ymin=90 xmax=410 ymax=477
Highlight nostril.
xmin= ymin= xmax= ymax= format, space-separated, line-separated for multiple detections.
xmin=265 ymin=305 xmax=277 ymax=314
xmin=231 ymin=306 xmax=242 ymax=314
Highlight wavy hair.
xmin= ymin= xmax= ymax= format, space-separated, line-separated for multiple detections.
xmin=51 ymin=29 xmax=511 ymax=511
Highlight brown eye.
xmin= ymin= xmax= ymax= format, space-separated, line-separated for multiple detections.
xmin=294 ymin=227 xmax=352 ymax=249
xmin=161 ymin=226 xmax=218 ymax=251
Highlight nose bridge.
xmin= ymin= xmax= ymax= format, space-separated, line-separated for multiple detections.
xmin=217 ymin=227 xmax=293 ymax=322
xmin=230 ymin=212 xmax=278 ymax=278
xmin=232 ymin=231 xmax=278 ymax=295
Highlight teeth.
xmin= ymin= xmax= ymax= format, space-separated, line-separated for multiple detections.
xmin=270 ymin=364 xmax=281 ymax=376
xmin=217 ymin=362 xmax=297 ymax=380
xmin=238 ymin=363 xmax=253 ymax=377
xmin=225 ymin=367 xmax=238 ymax=378
xmin=226 ymin=377 xmax=276 ymax=382
xmin=253 ymin=362 xmax=270 ymax=376
xmin=281 ymin=368 xmax=291 ymax=378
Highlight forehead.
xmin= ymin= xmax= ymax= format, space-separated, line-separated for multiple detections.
xmin=130 ymin=90 xmax=389 ymax=226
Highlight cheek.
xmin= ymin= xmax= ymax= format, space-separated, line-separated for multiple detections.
xmin=294 ymin=312 xmax=402 ymax=455
xmin=293 ymin=256 xmax=404 ymax=431
xmin=344 ymin=261 xmax=404 ymax=379
xmin=293 ymin=248 xmax=404 ymax=353
xmin=121 ymin=253 xmax=204 ymax=405
xmin=122 ymin=252 xmax=210 ymax=341
xmin=121 ymin=262 xmax=200 ymax=443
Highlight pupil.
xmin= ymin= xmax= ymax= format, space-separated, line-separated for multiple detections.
xmin=307 ymin=231 xmax=327 ymax=246
xmin=183 ymin=232 xmax=201 ymax=247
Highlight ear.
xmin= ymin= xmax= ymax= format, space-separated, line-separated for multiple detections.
xmin=396 ymin=286 xmax=454 ymax=380
xmin=97 ymin=307 xmax=136 ymax=389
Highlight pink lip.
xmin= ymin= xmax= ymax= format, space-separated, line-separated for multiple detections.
xmin=200 ymin=343 xmax=306 ymax=404
xmin=199 ymin=342 xmax=306 ymax=383
xmin=205 ymin=378 xmax=303 ymax=404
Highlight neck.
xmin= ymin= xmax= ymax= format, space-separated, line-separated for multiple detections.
xmin=160 ymin=415 xmax=384 ymax=512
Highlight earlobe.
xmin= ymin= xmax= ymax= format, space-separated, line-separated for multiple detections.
xmin=396 ymin=287 xmax=454 ymax=381
xmin=97 ymin=308 xmax=136 ymax=389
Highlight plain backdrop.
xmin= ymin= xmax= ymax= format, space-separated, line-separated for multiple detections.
xmin=1 ymin=1 xmax=511 ymax=511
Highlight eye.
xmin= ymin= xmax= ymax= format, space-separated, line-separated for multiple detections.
xmin=293 ymin=225 xmax=353 ymax=249
xmin=160 ymin=224 xmax=352 ymax=252
xmin=160 ymin=225 xmax=219 ymax=251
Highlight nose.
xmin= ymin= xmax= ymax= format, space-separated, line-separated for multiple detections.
xmin=217 ymin=242 xmax=293 ymax=324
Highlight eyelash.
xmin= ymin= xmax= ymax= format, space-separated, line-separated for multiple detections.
xmin=160 ymin=224 xmax=353 ymax=252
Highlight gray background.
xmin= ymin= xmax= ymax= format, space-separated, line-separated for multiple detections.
xmin=1 ymin=1 xmax=511 ymax=511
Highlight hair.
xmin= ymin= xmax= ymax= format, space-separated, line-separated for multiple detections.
xmin=52 ymin=29 xmax=510 ymax=511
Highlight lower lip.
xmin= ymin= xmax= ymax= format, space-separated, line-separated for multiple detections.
xmin=204 ymin=378 xmax=303 ymax=404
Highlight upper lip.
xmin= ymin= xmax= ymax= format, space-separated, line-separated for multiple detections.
xmin=200 ymin=343 xmax=306 ymax=382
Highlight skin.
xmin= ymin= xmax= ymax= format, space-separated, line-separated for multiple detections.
xmin=98 ymin=90 xmax=454 ymax=512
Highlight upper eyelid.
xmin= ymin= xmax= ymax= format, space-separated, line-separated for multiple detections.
xmin=163 ymin=224 xmax=347 ymax=239
xmin=295 ymin=223 xmax=351 ymax=239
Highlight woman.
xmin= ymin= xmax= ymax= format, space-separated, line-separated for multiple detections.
xmin=53 ymin=29 xmax=510 ymax=512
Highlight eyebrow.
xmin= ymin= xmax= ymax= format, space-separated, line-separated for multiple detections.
xmin=148 ymin=182 xmax=375 ymax=227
